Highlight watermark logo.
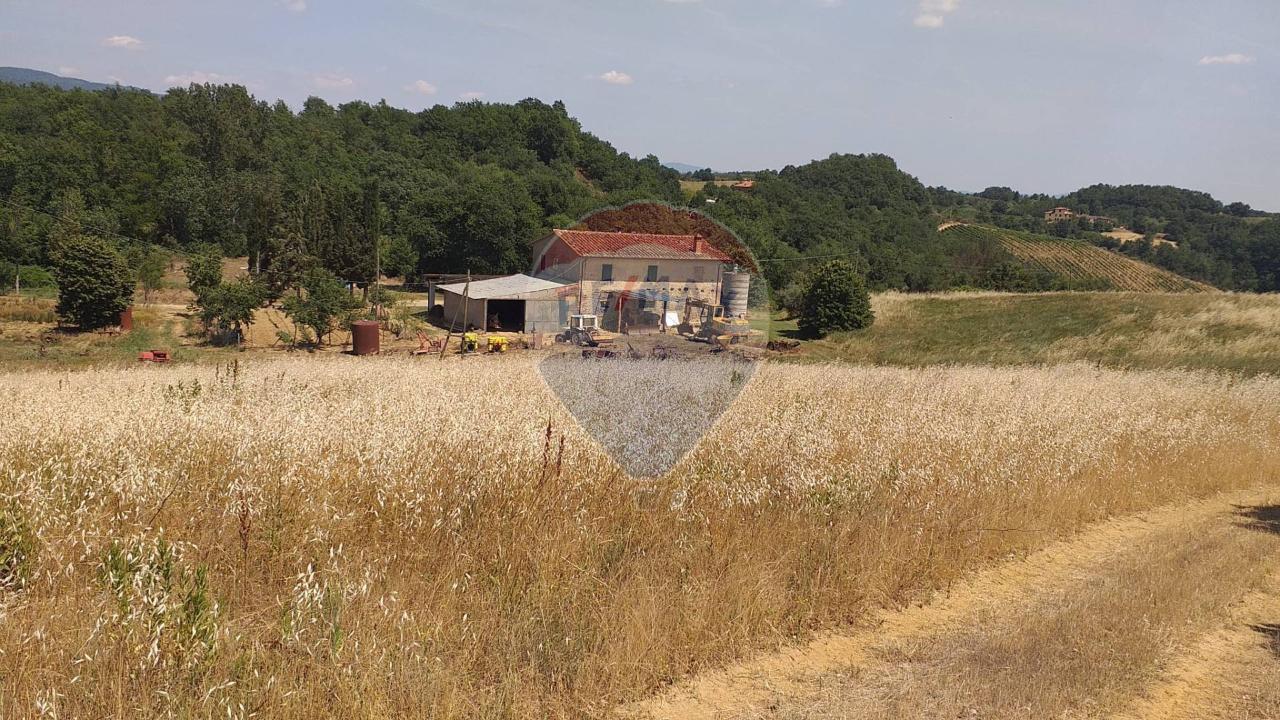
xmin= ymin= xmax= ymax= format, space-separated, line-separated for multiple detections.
xmin=532 ymin=202 xmax=771 ymax=477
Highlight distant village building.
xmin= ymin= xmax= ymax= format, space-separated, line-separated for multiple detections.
xmin=1044 ymin=207 xmax=1077 ymax=222
xmin=531 ymin=229 xmax=735 ymax=333
xmin=731 ymin=180 xmax=755 ymax=192
xmin=1044 ymin=206 xmax=1118 ymax=228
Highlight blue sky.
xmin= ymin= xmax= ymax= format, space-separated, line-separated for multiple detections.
xmin=3 ymin=0 xmax=1278 ymax=209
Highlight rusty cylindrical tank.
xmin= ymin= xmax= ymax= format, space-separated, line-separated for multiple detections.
xmin=720 ymin=272 xmax=750 ymax=319
xmin=350 ymin=320 xmax=380 ymax=355
xmin=119 ymin=306 xmax=134 ymax=332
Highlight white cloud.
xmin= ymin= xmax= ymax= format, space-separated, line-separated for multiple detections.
xmin=102 ymin=35 xmax=143 ymax=49
xmin=460 ymin=91 xmax=486 ymax=101
xmin=313 ymin=73 xmax=354 ymax=89
xmin=405 ymin=79 xmax=438 ymax=95
xmin=914 ymin=0 xmax=959 ymax=28
xmin=600 ymin=70 xmax=634 ymax=85
xmin=282 ymin=0 xmax=307 ymax=11
xmin=164 ymin=71 xmax=230 ymax=86
xmin=1199 ymin=53 xmax=1254 ymax=66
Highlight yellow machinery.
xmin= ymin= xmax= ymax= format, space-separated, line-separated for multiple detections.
xmin=677 ymin=299 xmax=761 ymax=346
xmin=486 ymin=336 xmax=510 ymax=353
xmin=461 ymin=331 xmax=480 ymax=353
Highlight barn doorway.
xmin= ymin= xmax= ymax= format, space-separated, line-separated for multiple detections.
xmin=487 ymin=299 xmax=526 ymax=331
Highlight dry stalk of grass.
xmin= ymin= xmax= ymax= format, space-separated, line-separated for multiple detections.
xmin=0 ymin=357 xmax=1278 ymax=718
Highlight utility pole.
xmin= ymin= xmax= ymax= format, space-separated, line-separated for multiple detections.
xmin=373 ymin=227 xmax=381 ymax=320
xmin=371 ymin=184 xmax=383 ymax=321
xmin=439 ymin=270 xmax=471 ymax=360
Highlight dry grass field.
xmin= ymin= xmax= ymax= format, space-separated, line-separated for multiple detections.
xmin=2 ymin=356 xmax=1279 ymax=718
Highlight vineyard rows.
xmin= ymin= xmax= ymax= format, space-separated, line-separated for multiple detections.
xmin=942 ymin=224 xmax=1213 ymax=293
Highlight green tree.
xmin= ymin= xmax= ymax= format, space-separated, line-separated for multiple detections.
xmin=797 ymin=260 xmax=874 ymax=339
xmin=281 ymin=267 xmax=362 ymax=345
xmin=197 ymin=276 xmax=266 ymax=344
xmin=49 ymin=234 xmax=135 ymax=330
xmin=379 ymin=234 xmax=417 ymax=279
xmin=138 ymin=248 xmax=168 ymax=303
xmin=260 ymin=232 xmax=313 ymax=301
xmin=184 ymin=246 xmax=223 ymax=302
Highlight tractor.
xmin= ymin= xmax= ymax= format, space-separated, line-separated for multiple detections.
xmin=557 ymin=314 xmax=617 ymax=347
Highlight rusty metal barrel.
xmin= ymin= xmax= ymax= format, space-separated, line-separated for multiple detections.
xmin=350 ymin=320 xmax=380 ymax=355
xmin=119 ymin=306 xmax=134 ymax=332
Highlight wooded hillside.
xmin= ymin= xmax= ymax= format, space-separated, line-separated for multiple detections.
xmin=1 ymin=81 xmax=1273 ymax=297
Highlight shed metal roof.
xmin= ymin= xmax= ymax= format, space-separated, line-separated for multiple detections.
xmin=436 ymin=273 xmax=566 ymax=300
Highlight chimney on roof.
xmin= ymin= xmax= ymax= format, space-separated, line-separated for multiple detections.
xmin=693 ymin=233 xmax=705 ymax=255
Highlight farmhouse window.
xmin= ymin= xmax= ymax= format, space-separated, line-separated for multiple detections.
xmin=693 ymin=265 xmax=705 ymax=282
xmin=645 ymin=265 xmax=659 ymax=282
xmin=601 ymin=264 xmax=613 ymax=281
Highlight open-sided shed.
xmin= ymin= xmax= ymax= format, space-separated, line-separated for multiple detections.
xmin=437 ymin=274 xmax=572 ymax=333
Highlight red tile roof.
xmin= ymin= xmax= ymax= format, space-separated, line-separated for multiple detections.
xmin=552 ymin=229 xmax=733 ymax=262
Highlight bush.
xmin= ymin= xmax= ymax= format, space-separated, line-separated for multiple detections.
xmin=797 ymin=260 xmax=874 ymax=339
xmin=49 ymin=234 xmax=134 ymax=330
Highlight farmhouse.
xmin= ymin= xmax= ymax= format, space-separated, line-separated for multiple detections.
xmin=1045 ymin=207 xmax=1077 ymax=222
xmin=1045 ymin=207 xmax=1119 ymax=227
xmin=531 ymin=229 xmax=736 ymax=333
xmin=437 ymin=273 xmax=572 ymax=333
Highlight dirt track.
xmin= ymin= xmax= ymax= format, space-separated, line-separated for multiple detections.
xmin=624 ymin=490 xmax=1280 ymax=720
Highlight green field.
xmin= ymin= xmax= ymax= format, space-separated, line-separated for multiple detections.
xmin=789 ymin=291 xmax=1280 ymax=376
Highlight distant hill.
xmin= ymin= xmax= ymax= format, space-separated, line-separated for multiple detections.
xmin=940 ymin=224 xmax=1214 ymax=293
xmin=663 ymin=162 xmax=706 ymax=175
xmin=0 ymin=66 xmax=151 ymax=94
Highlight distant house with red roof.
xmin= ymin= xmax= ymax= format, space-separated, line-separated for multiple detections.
xmin=531 ymin=229 xmax=734 ymax=331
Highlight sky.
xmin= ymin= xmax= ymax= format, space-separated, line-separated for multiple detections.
xmin=3 ymin=0 xmax=1278 ymax=210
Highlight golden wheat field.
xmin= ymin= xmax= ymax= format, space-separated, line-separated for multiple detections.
xmin=2 ymin=356 xmax=1280 ymax=719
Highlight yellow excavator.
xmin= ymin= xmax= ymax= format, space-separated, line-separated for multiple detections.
xmin=677 ymin=299 xmax=762 ymax=347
